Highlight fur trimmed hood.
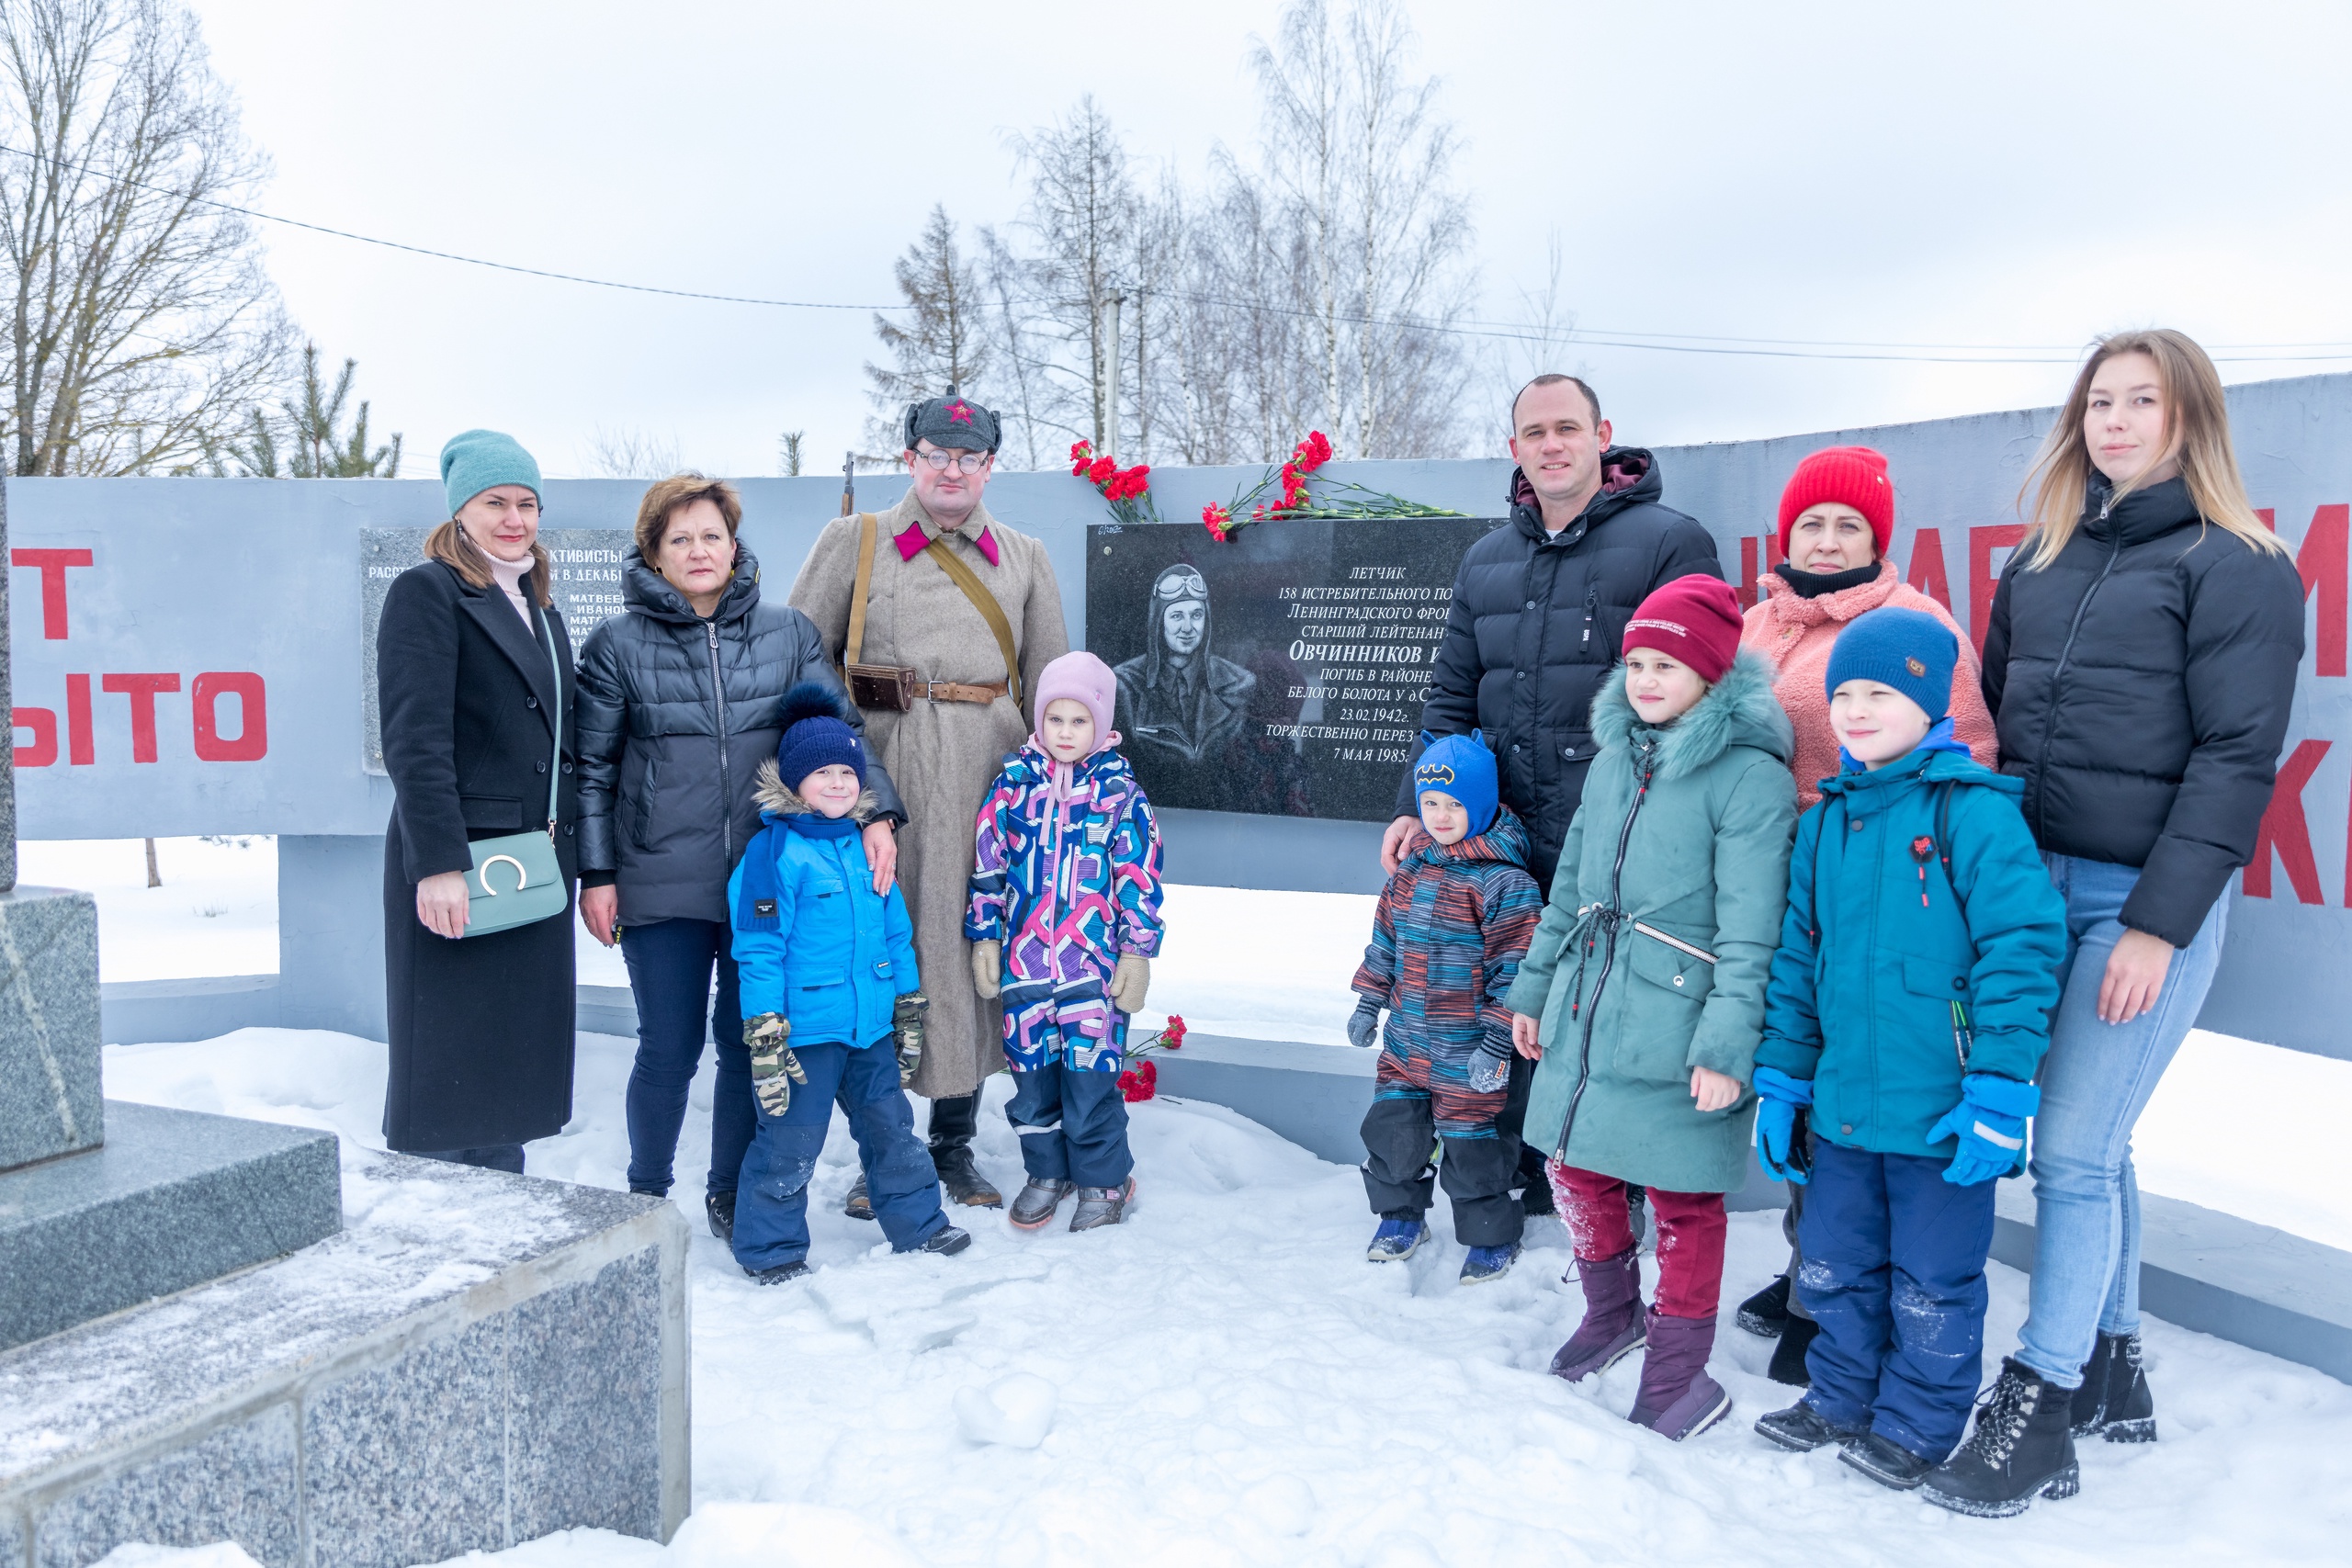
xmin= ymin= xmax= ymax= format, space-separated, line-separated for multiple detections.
xmin=1589 ymin=647 xmax=1792 ymax=779
xmin=753 ymin=758 xmax=882 ymax=822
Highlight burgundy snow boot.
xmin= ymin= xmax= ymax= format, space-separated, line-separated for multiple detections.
xmin=1549 ymin=1247 xmax=1647 ymax=1382
xmin=1628 ymin=1309 xmax=1732 ymax=1440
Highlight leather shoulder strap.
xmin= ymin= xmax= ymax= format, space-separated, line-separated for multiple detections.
xmin=922 ymin=536 xmax=1024 ymax=708
xmin=845 ymin=512 xmax=877 ymax=669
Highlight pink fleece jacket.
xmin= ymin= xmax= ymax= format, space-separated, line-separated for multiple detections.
xmin=1739 ymin=560 xmax=1998 ymax=809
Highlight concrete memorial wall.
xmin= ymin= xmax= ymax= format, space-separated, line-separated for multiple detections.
xmin=6 ymin=370 xmax=2351 ymax=1060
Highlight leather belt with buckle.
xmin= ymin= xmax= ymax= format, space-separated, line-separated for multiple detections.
xmin=922 ymin=680 xmax=1009 ymax=705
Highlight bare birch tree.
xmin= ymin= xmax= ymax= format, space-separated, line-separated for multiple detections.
xmin=1 ymin=0 xmax=291 ymax=476
xmin=1011 ymin=96 xmax=1137 ymax=454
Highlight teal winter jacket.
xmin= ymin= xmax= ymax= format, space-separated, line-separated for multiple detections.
xmin=1507 ymin=650 xmax=1799 ymax=1194
xmin=1755 ymin=746 xmax=2066 ymax=1158
xmin=728 ymin=762 xmax=919 ymax=1048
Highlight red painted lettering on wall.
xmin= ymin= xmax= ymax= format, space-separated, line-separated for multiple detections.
xmin=1905 ymin=528 xmax=1952 ymax=612
xmin=1736 ymin=535 xmax=1786 ymax=609
xmin=13 ymin=709 xmax=56 ymax=769
xmin=2257 ymin=505 xmax=2347 ymax=678
xmin=2244 ymin=738 xmax=2332 ymax=903
xmin=1968 ymin=525 xmax=2027 ymax=653
xmin=10 ymin=549 xmax=94 ymax=640
xmin=191 ymin=672 xmax=267 ymax=761
xmin=98 ymin=673 xmax=181 ymax=763
xmin=64 ymin=674 xmax=93 ymax=765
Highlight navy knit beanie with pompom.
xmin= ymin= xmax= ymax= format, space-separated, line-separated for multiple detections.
xmin=774 ymin=682 xmax=866 ymax=790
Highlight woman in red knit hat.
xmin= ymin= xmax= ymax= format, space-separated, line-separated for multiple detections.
xmin=1730 ymin=444 xmax=1997 ymax=1384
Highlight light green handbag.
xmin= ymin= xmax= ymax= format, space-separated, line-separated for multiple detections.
xmin=462 ymin=610 xmax=569 ymax=938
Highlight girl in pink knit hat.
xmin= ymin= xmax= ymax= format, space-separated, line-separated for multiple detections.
xmin=965 ymin=651 xmax=1165 ymax=1234
xmin=1730 ymin=445 xmax=1997 ymax=1385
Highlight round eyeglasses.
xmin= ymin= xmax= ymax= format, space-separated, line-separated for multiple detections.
xmin=914 ymin=448 xmax=989 ymax=474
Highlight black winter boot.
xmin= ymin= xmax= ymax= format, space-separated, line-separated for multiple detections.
xmin=1768 ymin=1314 xmax=1819 ymax=1387
xmin=2069 ymin=1330 xmax=2157 ymax=1442
xmin=1840 ymin=1431 xmax=1934 ymax=1491
xmin=705 ymin=1189 xmax=736 ymax=1242
xmin=1921 ymin=1359 xmax=2081 ymax=1517
xmin=842 ymin=1174 xmax=874 ymax=1221
xmin=927 ymin=1093 xmax=1002 ymax=1209
xmin=1737 ymin=1274 xmax=1792 ymax=1338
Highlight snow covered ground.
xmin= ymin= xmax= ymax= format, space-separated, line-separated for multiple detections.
xmin=41 ymin=836 xmax=2352 ymax=1254
xmin=100 ymin=1023 xmax=2352 ymax=1566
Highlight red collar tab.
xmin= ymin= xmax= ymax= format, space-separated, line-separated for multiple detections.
xmin=894 ymin=518 xmax=998 ymax=567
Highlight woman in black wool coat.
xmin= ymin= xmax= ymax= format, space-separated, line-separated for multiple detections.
xmin=377 ymin=429 xmax=580 ymax=1172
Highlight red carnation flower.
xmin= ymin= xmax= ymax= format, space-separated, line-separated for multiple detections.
xmin=1118 ymin=1059 xmax=1159 ymax=1102
xmin=1088 ymin=457 xmax=1116 ymax=485
xmin=1162 ymin=1015 xmax=1187 ymax=1048
xmin=1070 ymin=440 xmax=1091 ymax=462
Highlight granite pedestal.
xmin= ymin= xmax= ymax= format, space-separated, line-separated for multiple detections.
xmin=0 ymin=887 xmax=101 ymax=1172
xmin=0 ymin=1151 xmax=691 ymax=1568
xmin=0 ymin=1101 xmax=342 ymax=1352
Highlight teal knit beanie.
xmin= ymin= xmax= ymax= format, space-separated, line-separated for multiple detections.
xmin=440 ymin=429 xmax=542 ymax=516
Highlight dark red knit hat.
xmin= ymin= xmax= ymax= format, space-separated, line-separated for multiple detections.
xmin=1623 ymin=574 xmax=1743 ymax=683
xmin=1777 ymin=446 xmax=1894 ymax=558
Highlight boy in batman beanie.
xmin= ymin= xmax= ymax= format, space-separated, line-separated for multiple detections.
xmin=1348 ymin=730 xmax=1545 ymax=1284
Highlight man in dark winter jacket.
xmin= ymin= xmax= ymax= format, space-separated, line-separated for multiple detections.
xmin=1382 ymin=375 xmax=1724 ymax=889
xmin=1381 ymin=375 xmax=1724 ymax=1215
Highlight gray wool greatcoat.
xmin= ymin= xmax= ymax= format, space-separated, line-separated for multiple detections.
xmin=788 ymin=488 xmax=1070 ymax=1100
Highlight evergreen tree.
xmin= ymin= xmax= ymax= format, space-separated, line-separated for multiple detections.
xmin=202 ymin=343 xmax=401 ymax=478
xmin=863 ymin=205 xmax=989 ymax=457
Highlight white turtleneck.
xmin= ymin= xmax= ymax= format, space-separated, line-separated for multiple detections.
xmin=480 ymin=546 xmax=534 ymax=626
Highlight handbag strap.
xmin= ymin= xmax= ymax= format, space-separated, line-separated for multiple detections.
xmin=537 ymin=607 xmax=563 ymax=835
xmin=845 ymin=511 xmax=878 ymax=669
xmin=922 ymin=536 xmax=1024 ymax=709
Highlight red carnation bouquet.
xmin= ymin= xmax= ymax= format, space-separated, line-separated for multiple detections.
xmin=1202 ymin=430 xmax=1458 ymax=542
xmin=1116 ymin=1013 xmax=1188 ymax=1102
xmin=1070 ymin=440 xmax=1159 ymax=525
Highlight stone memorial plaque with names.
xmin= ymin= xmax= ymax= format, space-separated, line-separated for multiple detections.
xmin=360 ymin=529 xmax=632 ymax=773
xmin=1087 ymin=517 xmax=1508 ymax=821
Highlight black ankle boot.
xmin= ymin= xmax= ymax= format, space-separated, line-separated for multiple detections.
xmin=705 ymin=1189 xmax=735 ymax=1242
xmin=1767 ymin=1314 xmax=1818 ymax=1386
xmin=2070 ymin=1330 xmax=2156 ymax=1442
xmin=1737 ymin=1274 xmax=1793 ymax=1338
xmin=927 ymin=1093 xmax=1002 ymax=1208
xmin=1921 ymin=1359 xmax=2081 ymax=1517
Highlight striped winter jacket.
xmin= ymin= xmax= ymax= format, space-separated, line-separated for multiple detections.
xmin=1352 ymin=806 xmax=1544 ymax=1062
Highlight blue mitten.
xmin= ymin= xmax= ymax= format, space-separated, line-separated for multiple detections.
xmin=1346 ymin=998 xmax=1381 ymax=1050
xmin=1467 ymin=1037 xmax=1511 ymax=1094
xmin=1927 ymin=1074 xmax=2040 ymax=1186
xmin=1752 ymin=1066 xmax=1813 ymax=1185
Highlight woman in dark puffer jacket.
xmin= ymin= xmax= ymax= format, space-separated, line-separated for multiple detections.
xmin=575 ymin=475 xmax=904 ymax=1240
xmin=1922 ymin=332 xmax=2303 ymax=1517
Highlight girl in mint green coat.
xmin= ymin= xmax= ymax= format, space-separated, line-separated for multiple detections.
xmin=1506 ymin=575 xmax=1797 ymax=1441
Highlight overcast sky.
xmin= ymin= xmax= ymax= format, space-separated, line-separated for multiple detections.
xmin=185 ymin=0 xmax=2352 ymax=479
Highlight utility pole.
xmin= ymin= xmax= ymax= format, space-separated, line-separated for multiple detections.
xmin=840 ymin=451 xmax=855 ymax=517
xmin=1101 ymin=286 xmax=1125 ymax=459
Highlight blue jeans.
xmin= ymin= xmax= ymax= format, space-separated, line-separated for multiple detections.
xmin=1797 ymin=1141 xmax=1997 ymax=1462
xmin=619 ymin=917 xmax=751 ymax=1198
xmin=2016 ymin=853 xmax=2228 ymax=1388
xmin=1006 ymin=1062 xmax=1134 ymax=1190
xmin=732 ymin=1040 xmax=946 ymax=1270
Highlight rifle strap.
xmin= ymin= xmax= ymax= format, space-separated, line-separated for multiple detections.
xmin=922 ymin=536 xmax=1024 ymax=709
xmin=845 ymin=512 xmax=877 ymax=669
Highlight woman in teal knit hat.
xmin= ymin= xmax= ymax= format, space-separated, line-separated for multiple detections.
xmin=376 ymin=429 xmax=580 ymax=1172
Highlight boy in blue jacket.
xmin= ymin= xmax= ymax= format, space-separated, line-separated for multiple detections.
xmin=1748 ymin=608 xmax=2065 ymax=1492
xmin=726 ymin=685 xmax=970 ymax=1283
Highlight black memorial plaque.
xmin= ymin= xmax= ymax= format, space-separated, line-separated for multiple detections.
xmin=1087 ymin=517 xmax=1507 ymax=821
xmin=359 ymin=528 xmax=632 ymax=773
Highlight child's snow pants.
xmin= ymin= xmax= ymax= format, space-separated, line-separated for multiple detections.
xmin=1361 ymin=1045 xmax=1521 ymax=1247
xmin=1550 ymin=1161 xmax=1726 ymax=1316
xmin=732 ymin=1039 xmax=947 ymax=1270
xmin=1796 ymin=1139 xmax=1998 ymax=1462
xmin=1005 ymin=1059 xmax=1134 ymax=1189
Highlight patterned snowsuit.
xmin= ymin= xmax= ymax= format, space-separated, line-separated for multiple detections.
xmin=1352 ymin=805 xmax=1544 ymax=1247
xmin=966 ymin=740 xmax=1165 ymax=1072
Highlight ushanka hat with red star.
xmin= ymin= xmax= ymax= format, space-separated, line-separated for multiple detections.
xmin=903 ymin=385 xmax=1001 ymax=455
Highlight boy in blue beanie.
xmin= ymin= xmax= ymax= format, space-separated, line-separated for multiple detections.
xmin=1349 ymin=731 xmax=1545 ymax=1283
xmin=1749 ymin=606 xmax=2066 ymax=1491
xmin=725 ymin=683 xmax=968 ymax=1282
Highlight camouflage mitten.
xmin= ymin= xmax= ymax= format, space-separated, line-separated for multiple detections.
xmin=892 ymin=991 xmax=929 ymax=1086
xmin=743 ymin=1011 xmax=804 ymax=1117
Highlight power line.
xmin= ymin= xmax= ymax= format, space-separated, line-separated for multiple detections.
xmin=8 ymin=141 xmax=2352 ymax=367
